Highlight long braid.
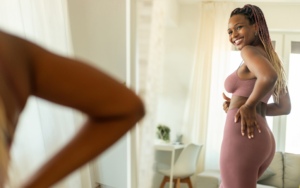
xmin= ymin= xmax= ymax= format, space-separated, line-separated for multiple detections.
xmin=231 ymin=4 xmax=287 ymax=103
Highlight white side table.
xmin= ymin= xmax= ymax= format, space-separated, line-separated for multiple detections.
xmin=154 ymin=144 xmax=186 ymax=188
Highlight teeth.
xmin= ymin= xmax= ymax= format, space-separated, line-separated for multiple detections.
xmin=235 ymin=38 xmax=242 ymax=44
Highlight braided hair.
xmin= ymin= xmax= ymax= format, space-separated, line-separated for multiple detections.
xmin=230 ymin=4 xmax=287 ymax=103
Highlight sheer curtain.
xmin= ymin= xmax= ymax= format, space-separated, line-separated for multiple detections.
xmin=136 ymin=0 xmax=165 ymax=187
xmin=182 ymin=1 xmax=234 ymax=185
xmin=0 ymin=1 xmax=92 ymax=188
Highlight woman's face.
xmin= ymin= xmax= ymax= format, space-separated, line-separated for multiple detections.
xmin=228 ymin=14 xmax=257 ymax=51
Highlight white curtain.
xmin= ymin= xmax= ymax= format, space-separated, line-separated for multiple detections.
xmin=137 ymin=0 xmax=165 ymax=187
xmin=0 ymin=1 xmax=92 ymax=188
xmin=182 ymin=1 xmax=234 ymax=185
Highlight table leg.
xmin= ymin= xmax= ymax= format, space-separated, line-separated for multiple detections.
xmin=169 ymin=149 xmax=175 ymax=188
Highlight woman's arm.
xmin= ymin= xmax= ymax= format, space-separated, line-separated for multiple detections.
xmin=234 ymin=45 xmax=278 ymax=139
xmin=20 ymin=37 xmax=145 ymax=188
xmin=241 ymin=46 xmax=278 ymax=108
xmin=266 ymin=86 xmax=291 ymax=116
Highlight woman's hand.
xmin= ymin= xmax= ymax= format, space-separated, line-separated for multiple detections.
xmin=222 ymin=93 xmax=231 ymax=113
xmin=235 ymin=104 xmax=261 ymax=139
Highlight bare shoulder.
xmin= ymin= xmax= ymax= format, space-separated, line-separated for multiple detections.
xmin=240 ymin=45 xmax=262 ymax=59
xmin=240 ymin=45 xmax=277 ymax=79
xmin=241 ymin=45 xmax=270 ymax=65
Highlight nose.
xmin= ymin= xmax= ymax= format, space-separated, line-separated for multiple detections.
xmin=231 ymin=30 xmax=239 ymax=42
xmin=232 ymin=30 xmax=239 ymax=38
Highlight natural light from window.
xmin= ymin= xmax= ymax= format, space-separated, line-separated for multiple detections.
xmin=285 ymin=53 xmax=300 ymax=154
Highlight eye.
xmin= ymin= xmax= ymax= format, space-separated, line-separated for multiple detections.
xmin=237 ymin=26 xmax=242 ymax=30
xmin=228 ymin=31 xmax=232 ymax=35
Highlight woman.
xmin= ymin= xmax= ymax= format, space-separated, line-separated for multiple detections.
xmin=0 ymin=30 xmax=145 ymax=187
xmin=220 ymin=4 xmax=291 ymax=188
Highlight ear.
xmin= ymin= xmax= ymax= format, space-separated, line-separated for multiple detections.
xmin=253 ymin=23 xmax=259 ymax=33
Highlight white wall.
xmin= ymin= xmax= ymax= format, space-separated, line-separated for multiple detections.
xmin=67 ymin=0 xmax=127 ymax=81
xmin=235 ymin=2 xmax=300 ymax=31
xmin=66 ymin=1 xmax=129 ymax=188
xmin=156 ymin=4 xmax=200 ymax=144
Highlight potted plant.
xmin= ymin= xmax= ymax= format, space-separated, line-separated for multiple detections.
xmin=156 ymin=124 xmax=170 ymax=144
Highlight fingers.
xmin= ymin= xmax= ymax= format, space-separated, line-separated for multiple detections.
xmin=241 ymin=119 xmax=245 ymax=136
xmin=222 ymin=93 xmax=231 ymax=102
xmin=255 ymin=122 xmax=261 ymax=133
xmin=246 ymin=121 xmax=261 ymax=139
xmin=237 ymin=106 xmax=262 ymax=139
xmin=241 ymin=118 xmax=260 ymax=139
xmin=241 ymin=120 xmax=254 ymax=139
xmin=223 ymin=101 xmax=230 ymax=113
xmin=247 ymin=125 xmax=251 ymax=139
xmin=245 ymin=120 xmax=255 ymax=139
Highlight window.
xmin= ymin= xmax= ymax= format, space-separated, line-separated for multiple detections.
xmin=285 ymin=40 xmax=300 ymax=154
xmin=268 ymin=33 xmax=300 ymax=154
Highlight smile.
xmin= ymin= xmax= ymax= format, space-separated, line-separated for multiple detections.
xmin=235 ymin=38 xmax=243 ymax=45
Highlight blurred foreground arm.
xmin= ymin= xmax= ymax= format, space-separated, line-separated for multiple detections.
xmin=21 ymin=38 xmax=145 ymax=188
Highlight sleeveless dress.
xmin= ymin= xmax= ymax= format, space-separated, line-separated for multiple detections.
xmin=219 ymin=62 xmax=276 ymax=188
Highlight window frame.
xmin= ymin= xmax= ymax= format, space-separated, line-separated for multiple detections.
xmin=270 ymin=32 xmax=300 ymax=153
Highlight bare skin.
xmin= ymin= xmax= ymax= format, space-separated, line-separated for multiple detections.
xmin=0 ymin=30 xmax=145 ymax=188
xmin=225 ymin=14 xmax=291 ymax=140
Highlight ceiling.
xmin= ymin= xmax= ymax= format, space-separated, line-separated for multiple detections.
xmin=178 ymin=0 xmax=300 ymax=4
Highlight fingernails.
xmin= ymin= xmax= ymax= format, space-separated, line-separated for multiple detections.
xmin=251 ymin=135 xmax=253 ymax=138
xmin=242 ymin=133 xmax=244 ymax=136
xmin=259 ymin=130 xmax=261 ymax=133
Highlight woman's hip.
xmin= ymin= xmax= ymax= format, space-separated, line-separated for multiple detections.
xmin=221 ymin=108 xmax=275 ymax=162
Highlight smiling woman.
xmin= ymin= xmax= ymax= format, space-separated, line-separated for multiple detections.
xmin=220 ymin=4 xmax=291 ymax=188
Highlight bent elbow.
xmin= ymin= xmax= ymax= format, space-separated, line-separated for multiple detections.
xmin=116 ymin=93 xmax=145 ymax=124
xmin=90 ymin=90 xmax=145 ymax=124
xmin=134 ymin=96 xmax=146 ymax=121
xmin=285 ymin=107 xmax=291 ymax=115
xmin=261 ymin=74 xmax=277 ymax=86
xmin=270 ymin=74 xmax=278 ymax=84
xmin=122 ymin=93 xmax=145 ymax=123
